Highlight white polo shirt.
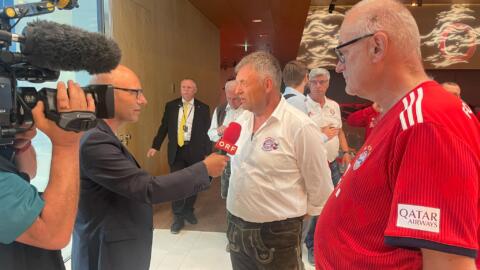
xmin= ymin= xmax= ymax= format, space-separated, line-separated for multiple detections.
xmin=227 ymin=97 xmax=333 ymax=223
xmin=306 ymin=95 xmax=342 ymax=162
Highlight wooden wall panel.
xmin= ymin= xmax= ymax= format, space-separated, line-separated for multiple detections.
xmin=111 ymin=0 xmax=220 ymax=175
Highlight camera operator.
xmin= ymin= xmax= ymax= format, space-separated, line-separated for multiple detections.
xmin=0 ymin=80 xmax=95 ymax=270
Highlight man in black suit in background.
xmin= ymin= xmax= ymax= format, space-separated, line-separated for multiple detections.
xmin=147 ymin=78 xmax=212 ymax=234
xmin=72 ymin=66 xmax=227 ymax=270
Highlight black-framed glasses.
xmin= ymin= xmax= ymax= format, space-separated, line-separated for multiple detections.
xmin=334 ymin=33 xmax=374 ymax=64
xmin=114 ymin=87 xmax=144 ymax=99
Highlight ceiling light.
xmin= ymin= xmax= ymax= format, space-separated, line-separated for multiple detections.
xmin=258 ymin=33 xmax=268 ymax=38
xmin=252 ymin=19 xmax=262 ymax=23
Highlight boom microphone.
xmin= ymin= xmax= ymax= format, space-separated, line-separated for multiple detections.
xmin=215 ymin=122 xmax=242 ymax=155
xmin=20 ymin=20 xmax=121 ymax=74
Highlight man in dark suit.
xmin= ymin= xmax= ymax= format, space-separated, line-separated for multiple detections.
xmin=147 ymin=79 xmax=212 ymax=234
xmin=71 ymin=65 xmax=227 ymax=270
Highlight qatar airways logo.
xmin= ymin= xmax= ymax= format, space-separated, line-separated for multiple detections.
xmin=396 ymin=204 xmax=440 ymax=233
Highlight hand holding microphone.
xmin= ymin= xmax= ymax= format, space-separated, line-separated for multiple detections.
xmin=203 ymin=122 xmax=242 ymax=177
xmin=203 ymin=153 xmax=228 ymax=177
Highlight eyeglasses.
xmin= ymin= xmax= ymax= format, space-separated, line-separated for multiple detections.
xmin=334 ymin=33 xmax=374 ymax=64
xmin=114 ymin=87 xmax=144 ymax=99
xmin=310 ymin=79 xmax=329 ymax=85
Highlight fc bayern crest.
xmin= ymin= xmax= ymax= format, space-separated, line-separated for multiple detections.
xmin=353 ymin=145 xmax=372 ymax=170
xmin=262 ymin=137 xmax=279 ymax=151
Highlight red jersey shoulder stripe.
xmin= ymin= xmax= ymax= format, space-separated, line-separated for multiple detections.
xmin=399 ymin=87 xmax=424 ymax=130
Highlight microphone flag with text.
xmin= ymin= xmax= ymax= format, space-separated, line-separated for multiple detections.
xmin=214 ymin=122 xmax=241 ymax=155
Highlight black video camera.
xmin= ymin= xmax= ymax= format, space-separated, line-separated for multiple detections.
xmin=0 ymin=0 xmax=116 ymax=145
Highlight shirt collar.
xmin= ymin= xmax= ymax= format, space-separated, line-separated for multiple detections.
xmin=307 ymin=94 xmax=329 ymax=105
xmin=269 ymin=96 xmax=287 ymax=122
xmin=284 ymin=86 xmax=303 ymax=96
xmin=182 ymin=98 xmax=194 ymax=105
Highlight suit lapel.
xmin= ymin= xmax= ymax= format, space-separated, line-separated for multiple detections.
xmin=191 ymin=99 xmax=200 ymax=137
xmin=172 ymin=99 xmax=182 ymax=134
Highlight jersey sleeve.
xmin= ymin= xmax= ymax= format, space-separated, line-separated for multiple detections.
xmin=384 ymin=122 xmax=479 ymax=258
xmin=0 ymin=172 xmax=45 ymax=244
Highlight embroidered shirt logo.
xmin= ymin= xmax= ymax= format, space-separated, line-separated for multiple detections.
xmin=262 ymin=137 xmax=279 ymax=151
xmin=353 ymin=145 xmax=371 ymax=170
xmin=396 ymin=204 xmax=440 ymax=233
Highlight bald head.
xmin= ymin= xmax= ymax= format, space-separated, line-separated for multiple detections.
xmin=90 ymin=65 xmax=140 ymax=87
xmin=344 ymin=0 xmax=421 ymax=62
xmin=90 ymin=65 xmax=146 ymax=127
xmin=442 ymin=82 xmax=461 ymax=98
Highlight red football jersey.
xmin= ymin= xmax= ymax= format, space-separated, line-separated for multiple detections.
xmin=315 ymin=81 xmax=480 ymax=269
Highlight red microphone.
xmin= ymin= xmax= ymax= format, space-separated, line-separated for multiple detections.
xmin=215 ymin=122 xmax=242 ymax=155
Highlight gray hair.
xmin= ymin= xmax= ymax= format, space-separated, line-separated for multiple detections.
xmin=309 ymin=68 xmax=330 ymax=80
xmin=224 ymin=80 xmax=237 ymax=92
xmin=348 ymin=0 xmax=422 ymax=61
xmin=181 ymin=78 xmax=197 ymax=90
xmin=235 ymin=51 xmax=282 ymax=90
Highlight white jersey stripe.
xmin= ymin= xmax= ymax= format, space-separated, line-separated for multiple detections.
xmin=407 ymin=92 xmax=416 ymax=127
xmin=400 ymin=97 xmax=408 ymax=130
xmin=415 ymin=88 xmax=424 ymax=124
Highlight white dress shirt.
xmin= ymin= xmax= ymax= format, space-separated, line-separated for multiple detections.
xmin=305 ymin=95 xmax=342 ymax=162
xmin=208 ymin=104 xmax=244 ymax=142
xmin=227 ymin=97 xmax=333 ymax=223
xmin=177 ymin=98 xmax=195 ymax=141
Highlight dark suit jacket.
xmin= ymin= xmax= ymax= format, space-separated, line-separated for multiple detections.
xmin=151 ymin=98 xmax=212 ymax=165
xmin=72 ymin=120 xmax=211 ymax=270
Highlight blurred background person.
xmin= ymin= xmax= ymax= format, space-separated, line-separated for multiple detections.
xmin=147 ymin=79 xmax=212 ymax=234
xmin=208 ymin=80 xmax=243 ymax=200
xmin=282 ymin=60 xmax=309 ymax=113
xmin=346 ymin=102 xmax=382 ymax=140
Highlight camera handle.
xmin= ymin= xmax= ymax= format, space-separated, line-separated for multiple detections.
xmin=38 ymin=88 xmax=97 ymax=132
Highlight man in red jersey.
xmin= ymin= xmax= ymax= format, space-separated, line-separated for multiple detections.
xmin=314 ymin=0 xmax=480 ymax=269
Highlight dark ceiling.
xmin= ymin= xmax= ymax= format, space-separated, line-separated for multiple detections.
xmin=188 ymin=0 xmax=480 ymax=68
xmin=188 ymin=0 xmax=311 ymax=67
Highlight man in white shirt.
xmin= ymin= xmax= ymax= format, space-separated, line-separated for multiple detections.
xmin=304 ymin=67 xmax=352 ymax=264
xmin=208 ymin=80 xmax=243 ymax=199
xmin=227 ymin=51 xmax=333 ymax=270
xmin=282 ymin=60 xmax=309 ymax=113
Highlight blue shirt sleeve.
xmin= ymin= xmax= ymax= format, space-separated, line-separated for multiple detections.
xmin=0 ymin=172 xmax=45 ymax=244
